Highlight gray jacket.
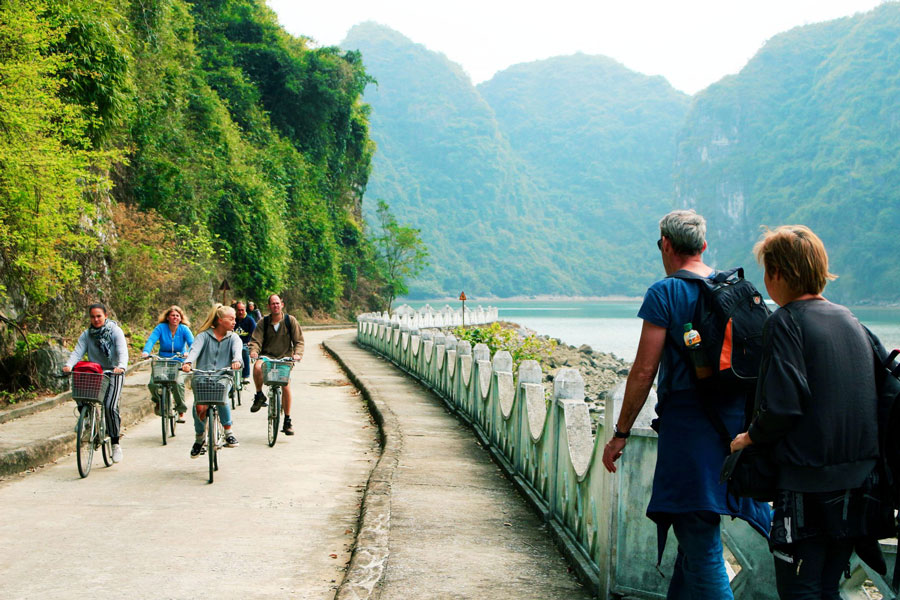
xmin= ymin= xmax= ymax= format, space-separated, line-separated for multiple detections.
xmin=185 ymin=330 xmax=242 ymax=372
xmin=66 ymin=324 xmax=128 ymax=370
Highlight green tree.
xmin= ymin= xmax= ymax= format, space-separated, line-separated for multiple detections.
xmin=373 ymin=200 xmax=428 ymax=313
xmin=0 ymin=0 xmax=110 ymax=307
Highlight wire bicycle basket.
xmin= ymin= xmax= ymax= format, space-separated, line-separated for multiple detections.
xmin=71 ymin=372 xmax=109 ymax=403
xmin=263 ymin=362 xmax=292 ymax=386
xmin=193 ymin=375 xmax=229 ymax=405
xmin=151 ymin=359 xmax=181 ymax=384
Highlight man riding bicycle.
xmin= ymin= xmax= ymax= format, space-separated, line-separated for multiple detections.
xmin=248 ymin=294 xmax=304 ymax=435
xmin=233 ymin=301 xmax=256 ymax=386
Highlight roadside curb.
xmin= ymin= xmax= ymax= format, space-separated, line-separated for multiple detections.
xmin=323 ymin=334 xmax=401 ymax=600
xmin=303 ymin=323 xmax=356 ymax=330
xmin=0 ymin=360 xmax=150 ymax=425
xmin=0 ymin=366 xmax=156 ymax=478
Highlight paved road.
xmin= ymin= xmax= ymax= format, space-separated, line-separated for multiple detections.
xmin=325 ymin=334 xmax=594 ymax=600
xmin=0 ymin=329 xmax=377 ymax=599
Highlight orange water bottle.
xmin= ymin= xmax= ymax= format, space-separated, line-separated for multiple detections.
xmin=683 ymin=323 xmax=713 ymax=379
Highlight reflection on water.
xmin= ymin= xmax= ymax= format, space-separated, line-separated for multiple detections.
xmin=402 ymin=299 xmax=900 ymax=361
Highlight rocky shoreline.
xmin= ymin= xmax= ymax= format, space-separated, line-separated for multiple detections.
xmin=507 ymin=323 xmax=632 ymax=432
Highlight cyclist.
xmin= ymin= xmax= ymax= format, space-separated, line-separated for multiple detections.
xmin=182 ymin=304 xmax=243 ymax=457
xmin=247 ymin=300 xmax=263 ymax=323
xmin=248 ymin=294 xmax=304 ymax=435
xmin=141 ymin=305 xmax=194 ymax=422
xmin=62 ymin=303 xmax=128 ymax=463
xmin=233 ymin=301 xmax=256 ymax=386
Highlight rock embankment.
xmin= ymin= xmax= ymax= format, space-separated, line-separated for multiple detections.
xmin=504 ymin=324 xmax=632 ymax=432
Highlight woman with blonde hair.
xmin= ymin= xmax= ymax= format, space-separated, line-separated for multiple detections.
xmin=141 ymin=305 xmax=194 ymax=421
xmin=182 ymin=304 xmax=242 ymax=458
xmin=731 ymin=225 xmax=891 ymax=598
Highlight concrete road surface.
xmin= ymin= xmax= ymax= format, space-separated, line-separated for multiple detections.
xmin=0 ymin=329 xmax=377 ymax=600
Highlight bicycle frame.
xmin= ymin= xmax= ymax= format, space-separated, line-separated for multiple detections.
xmin=149 ymin=354 xmax=184 ymax=445
xmin=191 ymin=367 xmax=235 ymax=483
xmin=259 ymin=357 xmax=293 ymax=447
xmin=70 ymin=371 xmax=117 ymax=478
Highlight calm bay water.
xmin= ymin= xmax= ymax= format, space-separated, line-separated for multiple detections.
xmin=404 ymin=299 xmax=900 ymax=362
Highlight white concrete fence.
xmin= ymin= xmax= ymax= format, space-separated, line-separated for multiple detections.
xmin=360 ymin=303 xmax=499 ymax=330
xmin=355 ymin=310 xmax=895 ymax=599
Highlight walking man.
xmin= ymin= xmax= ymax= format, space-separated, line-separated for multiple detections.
xmin=248 ymin=294 xmax=304 ymax=435
xmin=601 ymin=210 xmax=770 ymax=598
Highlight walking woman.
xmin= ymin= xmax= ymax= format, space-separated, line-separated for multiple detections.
xmin=141 ymin=305 xmax=194 ymax=422
xmin=731 ymin=225 xmax=890 ymax=599
xmin=182 ymin=304 xmax=242 ymax=458
xmin=63 ymin=303 xmax=128 ymax=463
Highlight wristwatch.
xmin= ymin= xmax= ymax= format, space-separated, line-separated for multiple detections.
xmin=613 ymin=425 xmax=631 ymax=439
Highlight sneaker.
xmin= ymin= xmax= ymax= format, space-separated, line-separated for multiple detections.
xmin=176 ymin=413 xmax=186 ymax=424
xmin=111 ymin=444 xmax=123 ymax=463
xmin=190 ymin=442 xmax=205 ymax=458
xmin=224 ymin=434 xmax=239 ymax=447
xmin=250 ymin=391 xmax=267 ymax=413
xmin=282 ymin=418 xmax=294 ymax=436
xmin=241 ymin=379 xmax=250 ymax=386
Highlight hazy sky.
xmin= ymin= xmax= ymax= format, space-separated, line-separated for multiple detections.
xmin=266 ymin=0 xmax=884 ymax=94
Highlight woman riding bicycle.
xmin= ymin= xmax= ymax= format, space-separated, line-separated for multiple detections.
xmin=141 ymin=305 xmax=194 ymax=423
xmin=182 ymin=304 xmax=242 ymax=458
xmin=62 ymin=303 xmax=128 ymax=464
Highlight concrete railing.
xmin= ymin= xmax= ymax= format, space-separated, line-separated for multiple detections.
xmin=358 ymin=303 xmax=499 ymax=330
xmin=356 ymin=317 xmax=896 ymax=599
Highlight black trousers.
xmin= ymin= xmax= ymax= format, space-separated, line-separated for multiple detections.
xmin=77 ymin=373 xmax=123 ymax=443
xmin=772 ymin=537 xmax=854 ymax=600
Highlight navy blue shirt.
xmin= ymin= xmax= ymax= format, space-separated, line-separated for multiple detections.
xmin=637 ymin=275 xmax=771 ymax=538
xmin=234 ymin=316 xmax=256 ymax=346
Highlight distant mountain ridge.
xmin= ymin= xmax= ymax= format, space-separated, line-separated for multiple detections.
xmin=345 ymin=6 xmax=900 ymax=304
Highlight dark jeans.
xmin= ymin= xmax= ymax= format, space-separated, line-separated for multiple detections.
xmin=666 ymin=511 xmax=733 ymax=600
xmin=241 ymin=346 xmax=250 ymax=379
xmin=772 ymin=537 xmax=854 ymax=599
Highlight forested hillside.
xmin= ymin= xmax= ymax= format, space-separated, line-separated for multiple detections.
xmin=676 ymin=2 xmax=900 ymax=304
xmin=0 ymin=0 xmax=382 ymax=355
xmin=346 ymin=7 xmax=900 ymax=305
xmin=343 ymin=23 xmax=690 ymax=298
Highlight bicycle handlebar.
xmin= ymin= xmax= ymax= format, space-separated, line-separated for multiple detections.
xmin=189 ymin=367 xmax=239 ymax=376
xmin=252 ymin=356 xmax=294 ymax=363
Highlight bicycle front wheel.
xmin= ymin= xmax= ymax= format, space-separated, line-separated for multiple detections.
xmin=100 ymin=406 xmax=113 ymax=467
xmin=267 ymin=387 xmax=281 ymax=447
xmin=161 ymin=387 xmax=170 ymax=445
xmin=76 ymin=404 xmax=96 ymax=478
xmin=207 ymin=407 xmax=217 ymax=484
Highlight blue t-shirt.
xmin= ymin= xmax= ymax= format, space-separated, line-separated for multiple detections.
xmin=637 ymin=274 xmax=771 ymax=540
xmin=142 ymin=323 xmax=194 ymax=361
xmin=638 ymin=277 xmax=701 ymax=398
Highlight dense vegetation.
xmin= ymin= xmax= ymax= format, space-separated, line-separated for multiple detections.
xmin=346 ymin=8 xmax=900 ymax=304
xmin=343 ymin=23 xmax=691 ymax=298
xmin=676 ymin=3 xmax=900 ymax=304
xmin=0 ymin=0 xmax=386 ymax=364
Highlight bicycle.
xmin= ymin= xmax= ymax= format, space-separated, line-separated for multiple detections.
xmin=70 ymin=370 xmax=118 ymax=478
xmin=149 ymin=354 xmax=184 ymax=445
xmin=261 ymin=357 xmax=293 ymax=447
xmin=231 ymin=367 xmax=242 ymax=410
xmin=191 ymin=367 xmax=234 ymax=484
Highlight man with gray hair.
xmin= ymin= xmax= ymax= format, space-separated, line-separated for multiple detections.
xmin=602 ymin=209 xmax=770 ymax=598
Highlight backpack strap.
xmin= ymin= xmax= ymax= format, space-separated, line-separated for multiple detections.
xmin=669 ymin=267 xmax=741 ymax=285
xmin=667 ymin=268 xmax=735 ymax=447
xmin=283 ymin=313 xmax=298 ymax=348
